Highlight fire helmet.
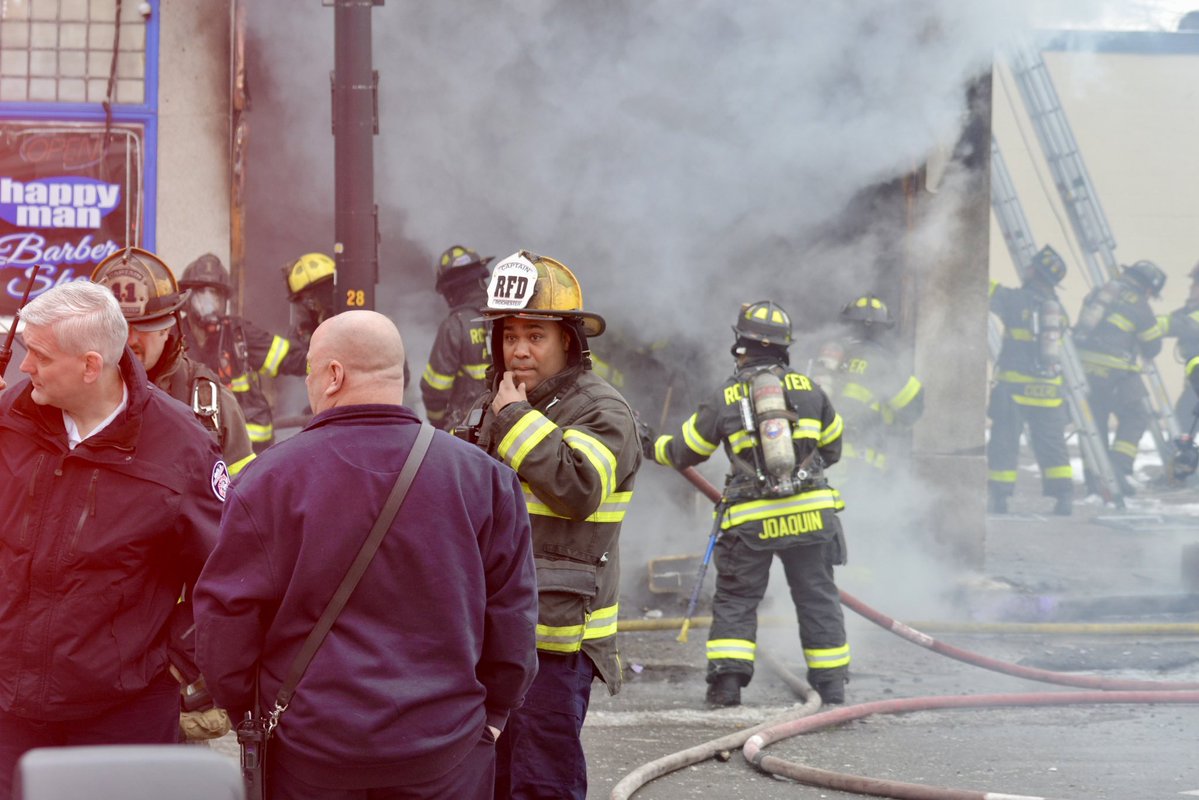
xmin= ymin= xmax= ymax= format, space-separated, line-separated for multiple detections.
xmin=91 ymin=247 xmax=188 ymax=331
xmin=733 ymin=300 xmax=792 ymax=348
xmin=1124 ymin=260 xmax=1166 ymax=297
xmin=180 ymin=253 xmax=233 ymax=295
xmin=1025 ymin=245 xmax=1067 ymax=286
xmin=436 ymin=244 xmax=491 ymax=297
xmin=840 ymin=294 xmax=894 ymax=328
xmin=284 ymin=253 xmax=335 ymax=299
xmin=479 ymin=251 xmax=605 ymax=337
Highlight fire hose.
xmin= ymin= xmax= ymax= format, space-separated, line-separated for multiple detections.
xmin=610 ymin=467 xmax=1199 ymax=799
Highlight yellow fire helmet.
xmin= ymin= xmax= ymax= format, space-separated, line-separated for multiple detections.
xmin=284 ymin=252 xmax=336 ymax=299
xmin=479 ymin=250 xmax=605 ymax=337
xmin=91 ymin=247 xmax=188 ymax=330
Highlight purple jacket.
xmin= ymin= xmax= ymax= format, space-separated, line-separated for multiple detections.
xmin=0 ymin=350 xmax=224 ymax=721
xmin=194 ymin=404 xmax=538 ymax=789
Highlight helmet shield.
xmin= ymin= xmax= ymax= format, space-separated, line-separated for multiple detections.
xmin=91 ymin=247 xmax=188 ymax=329
xmin=479 ymin=251 xmax=605 ymax=337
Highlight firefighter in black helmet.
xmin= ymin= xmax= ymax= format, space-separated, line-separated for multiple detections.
xmin=179 ymin=253 xmax=307 ymax=452
xmin=92 ymin=248 xmax=255 ymax=478
xmin=817 ymin=294 xmax=924 ymax=483
xmin=987 ymin=245 xmax=1075 ymax=514
xmin=457 ymin=251 xmax=639 ymax=800
xmin=646 ymin=300 xmax=850 ymax=708
xmin=419 ymin=245 xmax=493 ymax=430
xmin=1074 ymin=258 xmax=1166 ymax=494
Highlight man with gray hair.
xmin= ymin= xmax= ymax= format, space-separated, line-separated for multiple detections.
xmin=0 ymin=281 xmax=225 ymax=800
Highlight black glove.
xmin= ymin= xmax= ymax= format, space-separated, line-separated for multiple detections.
xmin=633 ymin=410 xmax=657 ymax=462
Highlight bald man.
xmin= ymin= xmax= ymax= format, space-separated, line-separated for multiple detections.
xmin=195 ymin=311 xmax=539 ymax=800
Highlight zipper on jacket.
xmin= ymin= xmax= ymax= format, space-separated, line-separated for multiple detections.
xmin=67 ymin=469 xmax=99 ymax=557
xmin=18 ymin=454 xmax=46 ymax=547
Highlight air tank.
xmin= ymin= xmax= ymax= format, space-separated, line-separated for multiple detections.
xmin=750 ymin=371 xmax=796 ymax=480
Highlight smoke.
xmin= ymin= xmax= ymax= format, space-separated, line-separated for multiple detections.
xmin=242 ymin=1 xmax=1143 ymax=614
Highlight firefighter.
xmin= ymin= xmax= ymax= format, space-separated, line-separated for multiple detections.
xmin=457 ymin=251 xmax=640 ymax=800
xmin=646 ymin=301 xmax=850 ymax=708
xmin=91 ymin=248 xmax=256 ymax=479
xmin=986 ymin=246 xmax=1074 ymax=514
xmin=1158 ymin=261 xmax=1199 ymax=427
xmin=820 ymin=294 xmax=924 ymax=481
xmin=419 ymin=244 xmax=492 ymax=430
xmin=1074 ymin=259 xmax=1167 ymax=494
xmin=283 ymin=251 xmax=336 ymax=347
xmin=178 ymin=253 xmax=307 ymax=452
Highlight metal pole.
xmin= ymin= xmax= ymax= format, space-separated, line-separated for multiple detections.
xmin=330 ymin=0 xmax=381 ymax=313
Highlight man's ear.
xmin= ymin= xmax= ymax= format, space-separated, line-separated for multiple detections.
xmin=325 ymin=359 xmax=345 ymax=396
xmin=80 ymin=351 xmax=105 ymax=384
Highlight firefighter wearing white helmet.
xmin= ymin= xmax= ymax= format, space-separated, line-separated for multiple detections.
xmin=1074 ymin=258 xmax=1166 ymax=494
xmin=457 ymin=250 xmax=640 ymax=800
xmin=92 ymin=248 xmax=255 ymax=478
xmin=419 ymin=245 xmax=493 ymax=430
xmin=645 ymin=300 xmax=851 ymax=708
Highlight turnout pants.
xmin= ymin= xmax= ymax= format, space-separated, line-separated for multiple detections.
xmin=494 ymin=651 xmax=594 ymax=800
xmin=986 ymin=382 xmax=1073 ymax=499
xmin=707 ymin=534 xmax=848 ymax=691
xmin=1085 ymin=370 xmax=1149 ymax=477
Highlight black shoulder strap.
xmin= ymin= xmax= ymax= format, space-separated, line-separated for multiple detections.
xmin=274 ymin=421 xmax=435 ymax=710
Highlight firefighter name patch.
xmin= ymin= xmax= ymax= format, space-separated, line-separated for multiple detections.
xmin=486 ymin=252 xmax=538 ymax=311
xmin=211 ymin=460 xmax=230 ymax=502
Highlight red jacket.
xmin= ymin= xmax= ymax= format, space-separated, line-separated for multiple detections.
xmin=0 ymin=350 xmax=224 ymax=721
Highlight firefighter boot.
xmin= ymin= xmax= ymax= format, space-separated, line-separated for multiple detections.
xmin=705 ymin=673 xmax=742 ymax=708
xmin=987 ymin=491 xmax=1008 ymax=515
xmin=1052 ymin=494 xmax=1072 ymax=516
xmin=810 ymin=668 xmax=846 ymax=705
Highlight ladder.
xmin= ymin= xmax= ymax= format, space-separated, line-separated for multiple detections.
xmin=989 ymin=137 xmax=1124 ymax=506
xmin=1006 ymin=47 xmax=1180 ymax=466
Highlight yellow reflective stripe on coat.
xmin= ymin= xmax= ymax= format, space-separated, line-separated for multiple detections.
xmin=563 ymin=428 xmax=617 ymax=500
xmin=245 ymin=422 xmax=273 ymax=443
xmin=583 ymin=603 xmax=618 ymax=641
xmin=989 ymin=470 xmax=1018 ymax=484
xmin=722 ymin=489 xmax=843 ymax=529
xmin=227 ymin=452 xmax=257 ymax=477
xmin=888 ymin=376 xmax=922 ymax=410
xmin=426 ymin=408 xmax=446 ymax=423
xmin=818 ymin=414 xmax=843 ymax=446
xmin=421 ymin=363 xmax=454 ymax=390
xmin=1012 ymin=395 xmax=1063 ymax=408
xmin=843 ymin=441 xmax=885 ymax=468
xmin=498 ymin=411 xmax=556 ymax=472
xmin=229 ymin=373 xmax=252 ymax=392
xmin=536 ymin=603 xmax=619 ymax=652
xmin=1008 ymin=328 xmax=1035 ymax=342
xmin=995 ymin=370 xmax=1062 ymax=385
xmin=707 ymin=638 xmax=756 ymax=661
xmin=682 ymin=412 xmax=718 ymax=457
xmin=653 ymin=435 xmax=674 ymax=466
xmin=1138 ymin=320 xmax=1164 ymax=342
xmin=1044 ymin=464 xmax=1072 ymax=479
xmin=463 ymin=362 xmax=489 ymax=380
xmin=841 ymin=382 xmax=876 ymax=405
xmin=729 ymin=429 xmax=757 ymax=453
xmin=1079 ymin=351 xmax=1139 ymax=371
xmin=1188 ymin=356 xmax=1199 ymax=377
xmin=536 ymin=621 xmax=585 ymax=653
xmin=1106 ymin=312 xmax=1135 ymax=333
xmin=791 ymin=418 xmax=820 ymax=441
xmin=521 ymin=484 xmax=633 ymax=523
xmin=259 ymin=335 xmax=291 ymax=378
xmin=804 ymin=643 xmax=850 ymax=669
xmin=1113 ymin=440 xmax=1138 ymax=459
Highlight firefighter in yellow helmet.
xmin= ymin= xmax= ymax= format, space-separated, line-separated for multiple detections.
xmin=419 ymin=245 xmax=493 ymax=430
xmin=645 ymin=300 xmax=851 ymax=708
xmin=90 ymin=247 xmax=252 ymax=744
xmin=457 ymin=250 xmax=640 ymax=800
xmin=819 ymin=294 xmax=924 ymax=483
xmin=283 ymin=252 xmax=336 ymax=346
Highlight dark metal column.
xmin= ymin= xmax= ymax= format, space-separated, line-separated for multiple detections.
xmin=330 ymin=0 xmax=381 ymax=312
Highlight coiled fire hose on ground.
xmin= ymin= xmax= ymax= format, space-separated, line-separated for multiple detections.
xmin=610 ymin=467 xmax=1199 ymax=799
